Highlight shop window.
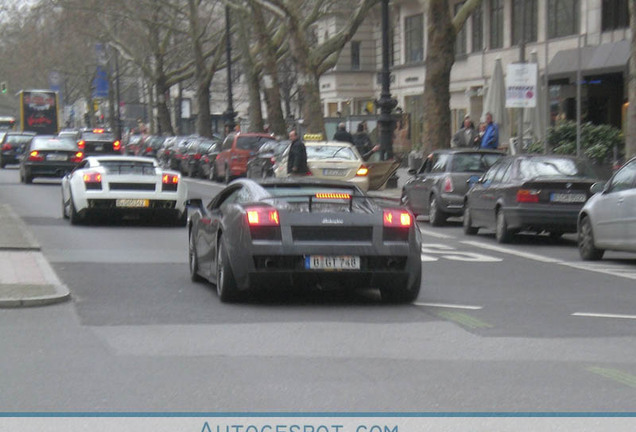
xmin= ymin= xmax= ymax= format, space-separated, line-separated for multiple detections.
xmin=548 ymin=0 xmax=579 ymax=39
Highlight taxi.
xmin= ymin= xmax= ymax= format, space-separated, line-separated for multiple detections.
xmin=274 ymin=134 xmax=399 ymax=192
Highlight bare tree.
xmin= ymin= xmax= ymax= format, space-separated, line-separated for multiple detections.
xmin=421 ymin=0 xmax=482 ymax=153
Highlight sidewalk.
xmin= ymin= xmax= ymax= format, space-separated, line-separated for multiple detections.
xmin=0 ymin=204 xmax=70 ymax=307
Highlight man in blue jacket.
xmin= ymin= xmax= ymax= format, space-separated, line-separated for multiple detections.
xmin=480 ymin=112 xmax=499 ymax=149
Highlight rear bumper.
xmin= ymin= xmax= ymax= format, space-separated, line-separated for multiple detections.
xmin=1 ymin=151 xmax=21 ymax=165
xmin=246 ymin=270 xmax=411 ymax=291
xmin=24 ymin=162 xmax=77 ymax=178
xmin=439 ymin=193 xmax=465 ymax=215
xmin=505 ymin=206 xmax=581 ymax=232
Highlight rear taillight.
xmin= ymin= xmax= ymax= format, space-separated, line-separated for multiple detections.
xmin=270 ymin=157 xmax=276 ymax=164
xmin=194 ymin=153 xmax=202 ymax=160
xmin=383 ymin=209 xmax=412 ymax=227
xmin=162 ymin=173 xmax=179 ymax=191
xmin=246 ymin=207 xmax=280 ymax=226
xmin=70 ymin=152 xmax=84 ymax=163
xmin=443 ymin=176 xmax=454 ymax=193
xmin=113 ymin=140 xmax=121 ymax=151
xmin=356 ymin=166 xmax=369 ymax=176
xmin=77 ymin=140 xmax=85 ymax=149
xmin=83 ymin=171 xmax=102 ymax=189
xmin=2 ymin=143 xmax=11 ymax=151
xmin=28 ymin=151 xmax=44 ymax=162
xmin=516 ymin=189 xmax=540 ymax=203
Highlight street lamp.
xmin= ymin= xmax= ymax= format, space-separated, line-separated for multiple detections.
xmin=223 ymin=5 xmax=237 ymax=134
xmin=375 ymin=0 xmax=397 ymax=161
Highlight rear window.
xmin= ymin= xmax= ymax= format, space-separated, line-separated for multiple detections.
xmin=236 ymin=136 xmax=270 ymax=151
xmin=518 ymin=157 xmax=597 ymax=179
xmin=31 ymin=137 xmax=77 ymax=151
xmin=6 ymin=135 xmax=34 ymax=145
xmin=82 ymin=132 xmax=115 ymax=141
xmin=307 ymin=145 xmax=357 ymax=161
xmin=98 ymin=160 xmax=156 ymax=175
xmin=451 ymin=153 xmax=503 ymax=172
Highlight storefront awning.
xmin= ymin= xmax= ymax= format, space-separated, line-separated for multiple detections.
xmin=548 ymin=40 xmax=630 ymax=79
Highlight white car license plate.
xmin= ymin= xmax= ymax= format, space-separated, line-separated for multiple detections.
xmin=305 ymin=255 xmax=360 ymax=270
xmin=550 ymin=192 xmax=586 ymax=203
xmin=322 ymin=168 xmax=347 ymax=176
xmin=46 ymin=154 xmax=67 ymax=161
xmin=116 ymin=199 xmax=149 ymax=208
xmin=94 ymin=145 xmax=103 ymax=151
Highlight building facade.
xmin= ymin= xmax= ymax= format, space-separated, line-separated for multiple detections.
xmin=319 ymin=0 xmax=630 ymax=151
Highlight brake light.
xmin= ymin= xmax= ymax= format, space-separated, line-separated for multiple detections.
xmin=1 ymin=143 xmax=10 ymax=151
xmin=83 ymin=172 xmax=102 ymax=183
xmin=162 ymin=174 xmax=179 ymax=184
xmin=270 ymin=157 xmax=276 ymax=164
xmin=194 ymin=153 xmax=202 ymax=160
xmin=93 ymin=128 xmax=104 ymax=134
xmin=70 ymin=152 xmax=84 ymax=163
xmin=77 ymin=140 xmax=85 ymax=149
xmin=246 ymin=207 xmax=280 ymax=226
xmin=383 ymin=209 xmax=412 ymax=227
xmin=356 ymin=166 xmax=369 ymax=176
xmin=113 ymin=140 xmax=121 ymax=151
xmin=315 ymin=193 xmax=351 ymax=199
xmin=28 ymin=151 xmax=44 ymax=161
xmin=516 ymin=189 xmax=540 ymax=203
xmin=443 ymin=176 xmax=454 ymax=193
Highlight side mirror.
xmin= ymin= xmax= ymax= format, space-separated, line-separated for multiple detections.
xmin=589 ymin=182 xmax=606 ymax=195
xmin=186 ymin=198 xmax=204 ymax=209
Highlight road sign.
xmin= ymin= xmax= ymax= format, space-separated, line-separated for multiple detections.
xmin=505 ymin=63 xmax=537 ymax=108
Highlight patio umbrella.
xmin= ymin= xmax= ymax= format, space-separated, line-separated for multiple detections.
xmin=524 ymin=51 xmax=545 ymax=144
xmin=482 ymin=58 xmax=509 ymax=151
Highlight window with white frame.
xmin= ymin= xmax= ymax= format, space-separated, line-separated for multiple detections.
xmin=405 ymin=14 xmax=424 ymax=64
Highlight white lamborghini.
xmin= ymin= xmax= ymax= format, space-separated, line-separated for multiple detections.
xmin=61 ymin=156 xmax=188 ymax=225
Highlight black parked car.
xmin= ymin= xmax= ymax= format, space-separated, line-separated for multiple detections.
xmin=138 ymin=135 xmax=167 ymax=159
xmin=19 ymin=135 xmax=83 ymax=183
xmin=463 ymin=154 xmax=601 ymax=243
xmin=78 ymin=128 xmax=122 ymax=155
xmin=246 ymin=139 xmax=289 ymax=180
xmin=401 ymin=149 xmax=504 ymax=225
xmin=192 ymin=138 xmax=220 ymax=179
xmin=0 ymin=132 xmax=36 ymax=168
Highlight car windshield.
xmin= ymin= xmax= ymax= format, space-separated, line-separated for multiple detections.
xmin=99 ymin=160 xmax=156 ymax=175
xmin=307 ymin=145 xmax=357 ymax=161
xmin=31 ymin=137 xmax=77 ymax=151
xmin=451 ymin=153 xmax=503 ymax=172
xmin=82 ymin=132 xmax=114 ymax=141
xmin=236 ymin=136 xmax=271 ymax=151
xmin=519 ymin=157 xmax=597 ymax=178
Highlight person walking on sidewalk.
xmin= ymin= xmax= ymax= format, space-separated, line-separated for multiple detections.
xmin=480 ymin=112 xmax=499 ymax=149
xmin=287 ymin=130 xmax=309 ymax=176
xmin=333 ymin=122 xmax=354 ymax=144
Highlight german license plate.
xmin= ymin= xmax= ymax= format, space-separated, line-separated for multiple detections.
xmin=323 ymin=168 xmax=347 ymax=176
xmin=116 ymin=199 xmax=149 ymax=208
xmin=94 ymin=145 xmax=103 ymax=151
xmin=305 ymin=255 xmax=360 ymax=270
xmin=550 ymin=192 xmax=586 ymax=203
xmin=46 ymin=154 xmax=67 ymax=161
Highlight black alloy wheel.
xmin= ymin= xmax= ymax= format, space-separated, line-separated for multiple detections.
xmin=189 ymin=230 xmax=204 ymax=282
xmin=462 ymin=206 xmax=478 ymax=235
xmin=69 ymin=195 xmax=83 ymax=225
xmin=428 ymin=195 xmax=445 ymax=226
xmin=216 ymin=238 xmax=239 ymax=302
xmin=62 ymin=194 xmax=69 ymax=219
xmin=578 ymin=216 xmax=604 ymax=261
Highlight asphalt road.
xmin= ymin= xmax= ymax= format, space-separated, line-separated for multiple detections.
xmin=1 ymin=166 xmax=636 ymax=412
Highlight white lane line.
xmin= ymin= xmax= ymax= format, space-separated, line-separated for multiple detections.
xmin=417 ymin=226 xmax=456 ymax=239
xmin=460 ymin=240 xmax=561 ymax=263
xmin=414 ymin=302 xmax=483 ymax=310
xmin=560 ymin=262 xmax=636 ymax=280
xmin=572 ymin=312 xmax=636 ymax=320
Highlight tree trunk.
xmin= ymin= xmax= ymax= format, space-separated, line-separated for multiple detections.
xmin=628 ymin=0 xmax=636 ymax=160
xmin=196 ymin=79 xmax=212 ymax=137
xmin=422 ymin=0 xmax=456 ymax=153
xmin=237 ymin=13 xmax=264 ymax=132
xmin=155 ymin=76 xmax=174 ymax=135
xmin=300 ymin=74 xmax=325 ymax=137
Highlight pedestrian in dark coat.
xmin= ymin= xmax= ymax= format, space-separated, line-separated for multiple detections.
xmin=287 ymin=130 xmax=309 ymax=176
xmin=353 ymin=122 xmax=380 ymax=160
xmin=333 ymin=122 xmax=354 ymax=144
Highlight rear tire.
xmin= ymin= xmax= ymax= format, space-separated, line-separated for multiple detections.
xmin=224 ymin=165 xmax=231 ymax=184
xmin=69 ymin=196 xmax=83 ymax=225
xmin=174 ymin=210 xmax=187 ymax=227
xmin=495 ymin=209 xmax=512 ymax=243
xmin=380 ymin=270 xmax=421 ymax=304
xmin=428 ymin=195 xmax=446 ymax=226
xmin=216 ymin=238 xmax=240 ymax=302
xmin=578 ymin=216 xmax=604 ymax=261
xmin=24 ymin=172 xmax=33 ymax=184
xmin=62 ymin=195 xmax=69 ymax=219
xmin=209 ymin=162 xmax=217 ymax=182
xmin=463 ymin=206 xmax=478 ymax=235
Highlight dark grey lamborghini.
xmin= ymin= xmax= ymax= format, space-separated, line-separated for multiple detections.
xmin=187 ymin=178 xmax=422 ymax=303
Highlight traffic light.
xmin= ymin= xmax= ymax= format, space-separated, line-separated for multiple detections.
xmin=0 ymin=82 xmax=7 ymax=94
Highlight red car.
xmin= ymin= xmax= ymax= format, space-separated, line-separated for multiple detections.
xmin=213 ymin=132 xmax=273 ymax=183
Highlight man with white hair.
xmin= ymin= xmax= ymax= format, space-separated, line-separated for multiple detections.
xmin=333 ymin=122 xmax=353 ymax=144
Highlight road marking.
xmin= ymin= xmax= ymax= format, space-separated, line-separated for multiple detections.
xmin=435 ymin=310 xmax=493 ymax=329
xmin=421 ymin=243 xmax=502 ymax=262
xmin=460 ymin=240 xmax=561 ymax=263
xmin=586 ymin=367 xmax=636 ymax=389
xmin=417 ymin=225 xmax=455 ymax=239
xmin=414 ymin=302 xmax=482 ymax=310
xmin=572 ymin=312 xmax=636 ymax=320
xmin=560 ymin=261 xmax=636 ymax=280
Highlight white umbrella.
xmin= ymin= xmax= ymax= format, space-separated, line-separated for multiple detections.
xmin=482 ymin=58 xmax=509 ymax=151
xmin=524 ymin=51 xmax=545 ymax=144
